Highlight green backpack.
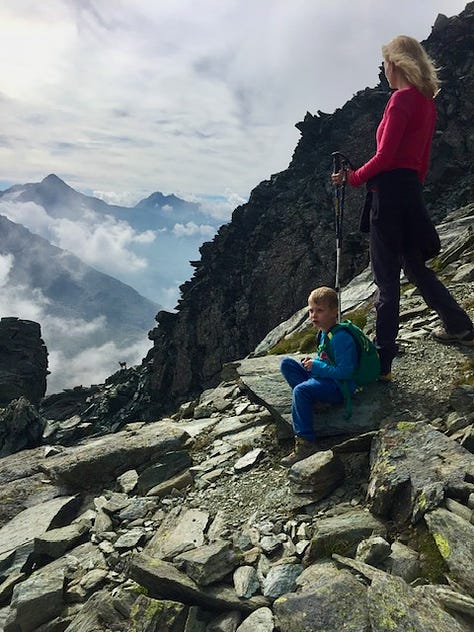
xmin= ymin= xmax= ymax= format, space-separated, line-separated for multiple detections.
xmin=318 ymin=320 xmax=381 ymax=417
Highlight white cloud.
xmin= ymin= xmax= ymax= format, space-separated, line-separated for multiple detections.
xmin=0 ymin=200 xmax=156 ymax=276
xmin=0 ymin=253 xmax=14 ymax=286
xmin=52 ymin=214 xmax=153 ymax=273
xmin=1 ymin=200 xmax=55 ymax=238
xmin=0 ymin=276 xmax=150 ymax=393
xmin=194 ymin=190 xmax=248 ymax=221
xmin=160 ymin=284 xmax=181 ymax=312
xmin=172 ymin=222 xmax=216 ymax=238
xmin=47 ymin=337 xmax=150 ymax=393
xmin=92 ymin=190 xmax=142 ymax=206
xmin=0 ymin=280 xmax=50 ymax=321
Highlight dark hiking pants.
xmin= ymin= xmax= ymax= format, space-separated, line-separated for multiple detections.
xmin=370 ymin=220 xmax=473 ymax=374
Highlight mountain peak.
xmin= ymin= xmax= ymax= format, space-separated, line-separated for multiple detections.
xmin=41 ymin=174 xmax=72 ymax=190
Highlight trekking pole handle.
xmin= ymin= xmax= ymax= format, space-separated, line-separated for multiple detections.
xmin=332 ymin=151 xmax=354 ymax=171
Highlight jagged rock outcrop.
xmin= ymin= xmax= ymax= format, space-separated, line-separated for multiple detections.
xmin=0 ymin=318 xmax=48 ymax=407
xmin=0 ymin=318 xmax=48 ymax=456
xmin=143 ymin=3 xmax=474 ymax=414
xmin=0 ymin=397 xmax=45 ymax=457
xmin=40 ymin=365 xmax=156 ymax=444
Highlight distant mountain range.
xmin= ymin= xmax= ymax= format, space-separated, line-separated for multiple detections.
xmin=0 ymin=174 xmax=221 ymax=308
xmin=0 ymin=174 xmax=222 ymax=393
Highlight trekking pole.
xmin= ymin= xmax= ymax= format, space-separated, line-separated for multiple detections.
xmin=331 ymin=152 xmax=345 ymax=322
xmin=331 ymin=151 xmax=352 ymax=321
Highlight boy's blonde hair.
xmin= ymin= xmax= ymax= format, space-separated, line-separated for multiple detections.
xmin=382 ymin=35 xmax=439 ymax=98
xmin=308 ymin=286 xmax=338 ymax=309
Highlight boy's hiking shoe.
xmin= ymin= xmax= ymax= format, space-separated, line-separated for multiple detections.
xmin=432 ymin=327 xmax=474 ymax=347
xmin=281 ymin=437 xmax=318 ymax=467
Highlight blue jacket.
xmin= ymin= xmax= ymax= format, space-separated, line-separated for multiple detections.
xmin=310 ymin=328 xmax=358 ymax=394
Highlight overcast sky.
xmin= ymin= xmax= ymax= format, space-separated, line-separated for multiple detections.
xmin=0 ymin=0 xmax=468 ymax=213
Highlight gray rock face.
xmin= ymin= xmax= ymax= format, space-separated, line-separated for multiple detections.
xmin=34 ymin=521 xmax=89 ymax=560
xmin=176 ymin=540 xmax=238 ymax=586
xmin=288 ymin=450 xmax=345 ymax=498
xmin=0 ymin=318 xmax=48 ymax=407
xmin=355 ymin=536 xmax=391 ymax=566
xmin=273 ymin=570 xmax=370 ymax=632
xmin=146 ymin=508 xmax=210 ymax=561
xmin=367 ymin=422 xmax=474 ymax=525
xmin=4 ymin=566 xmax=65 ymax=632
xmin=234 ymin=566 xmax=260 ymax=599
xmin=236 ymin=607 xmax=274 ymax=632
xmin=42 ymin=420 xmax=188 ymax=488
xmin=137 ymin=450 xmax=192 ymax=494
xmin=262 ymin=564 xmax=303 ymax=600
xmin=386 ymin=541 xmax=420 ymax=583
xmin=367 ymin=573 xmax=466 ymax=632
xmin=57 ymin=587 xmax=135 ymax=632
xmin=310 ymin=509 xmax=386 ymax=560
xmin=424 ymin=507 xmax=474 ymax=593
xmin=129 ymin=554 xmax=268 ymax=614
xmin=0 ymin=397 xmax=45 ymax=458
xmin=0 ymin=495 xmax=79 ymax=581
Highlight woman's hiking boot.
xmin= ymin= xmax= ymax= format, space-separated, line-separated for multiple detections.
xmin=281 ymin=437 xmax=318 ymax=467
xmin=432 ymin=327 xmax=474 ymax=347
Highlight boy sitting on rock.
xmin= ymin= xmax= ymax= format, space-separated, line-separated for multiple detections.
xmin=280 ymin=286 xmax=358 ymax=466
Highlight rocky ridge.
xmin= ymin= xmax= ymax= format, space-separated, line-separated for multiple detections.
xmin=142 ymin=3 xmax=474 ymax=415
xmin=0 ymin=205 xmax=472 ymax=630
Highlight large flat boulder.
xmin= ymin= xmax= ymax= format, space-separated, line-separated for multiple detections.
xmin=0 ymin=445 xmax=66 ymax=528
xmin=4 ymin=566 xmax=65 ymax=631
xmin=367 ymin=573 xmax=466 ymax=632
xmin=232 ymin=356 xmax=385 ymax=439
xmin=41 ymin=420 xmax=188 ymax=488
xmin=0 ymin=495 xmax=79 ymax=580
xmin=309 ymin=508 xmax=386 ymax=560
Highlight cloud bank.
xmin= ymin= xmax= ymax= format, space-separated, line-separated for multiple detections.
xmin=0 ymin=252 xmax=150 ymax=393
xmin=0 ymin=1 xmax=466 ymax=204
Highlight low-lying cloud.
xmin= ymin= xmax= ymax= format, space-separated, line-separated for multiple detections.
xmin=0 ymin=253 xmax=14 ymax=286
xmin=172 ymin=221 xmax=216 ymax=238
xmin=1 ymin=199 xmax=155 ymax=276
xmin=0 ymin=258 xmax=150 ymax=394
xmin=47 ymin=337 xmax=150 ymax=394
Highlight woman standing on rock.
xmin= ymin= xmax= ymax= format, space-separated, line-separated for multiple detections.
xmin=332 ymin=35 xmax=474 ymax=379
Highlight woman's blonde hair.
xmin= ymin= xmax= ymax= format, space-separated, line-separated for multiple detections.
xmin=382 ymin=35 xmax=439 ymax=98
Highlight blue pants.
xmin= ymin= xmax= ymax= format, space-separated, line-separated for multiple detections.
xmin=280 ymin=357 xmax=343 ymax=442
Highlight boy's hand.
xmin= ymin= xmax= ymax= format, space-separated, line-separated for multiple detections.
xmin=301 ymin=357 xmax=313 ymax=371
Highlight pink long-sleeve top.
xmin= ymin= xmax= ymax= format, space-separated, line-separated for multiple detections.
xmin=349 ymin=86 xmax=436 ymax=188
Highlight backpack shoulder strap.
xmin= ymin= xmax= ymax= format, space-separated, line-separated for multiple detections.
xmin=323 ymin=323 xmax=355 ymax=419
